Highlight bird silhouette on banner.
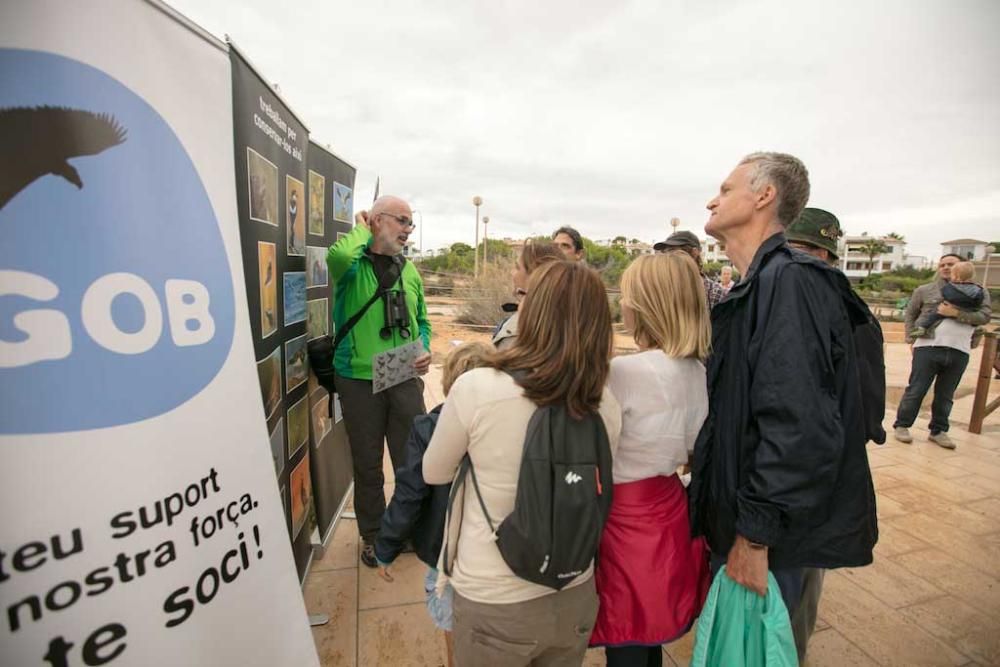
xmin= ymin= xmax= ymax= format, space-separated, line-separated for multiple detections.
xmin=0 ymin=106 xmax=128 ymax=211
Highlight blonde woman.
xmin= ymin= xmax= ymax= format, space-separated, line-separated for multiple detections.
xmin=590 ymin=252 xmax=711 ymax=667
xmin=425 ymin=261 xmax=622 ymax=666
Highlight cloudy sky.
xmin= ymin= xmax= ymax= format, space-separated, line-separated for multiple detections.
xmin=168 ymin=0 xmax=999 ymax=261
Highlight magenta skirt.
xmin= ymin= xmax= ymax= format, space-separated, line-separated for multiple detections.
xmin=589 ymin=474 xmax=710 ymax=647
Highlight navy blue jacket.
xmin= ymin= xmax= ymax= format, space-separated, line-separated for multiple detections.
xmin=374 ymin=405 xmax=450 ymax=568
xmin=689 ymin=233 xmax=878 ymax=570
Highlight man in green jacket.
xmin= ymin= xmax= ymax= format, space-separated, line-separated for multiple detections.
xmin=327 ymin=195 xmax=431 ymax=567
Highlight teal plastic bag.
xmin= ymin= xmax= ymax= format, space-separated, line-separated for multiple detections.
xmin=690 ymin=566 xmax=798 ymax=667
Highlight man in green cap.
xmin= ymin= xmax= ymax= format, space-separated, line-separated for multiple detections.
xmin=786 ymin=207 xmax=843 ymax=264
xmin=784 ymin=207 xmax=887 ymax=662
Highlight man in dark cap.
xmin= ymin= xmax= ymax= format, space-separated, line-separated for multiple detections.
xmin=654 ymin=230 xmax=726 ymax=308
xmin=783 ymin=207 xmax=887 ymax=662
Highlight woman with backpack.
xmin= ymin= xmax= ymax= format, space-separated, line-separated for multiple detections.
xmin=589 ymin=252 xmax=712 ymax=667
xmin=424 ymin=260 xmax=622 ymax=667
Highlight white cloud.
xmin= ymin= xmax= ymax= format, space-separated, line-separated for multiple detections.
xmin=167 ymin=0 xmax=1000 ymax=258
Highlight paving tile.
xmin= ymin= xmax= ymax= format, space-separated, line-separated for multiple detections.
xmin=943 ymin=455 xmax=1000 ymax=481
xmin=840 ymin=558 xmax=945 ymax=609
xmin=867 ymin=450 xmax=902 ymax=469
xmin=817 ymin=571 xmax=967 ymax=666
xmin=873 ymin=522 xmax=932 ymax=558
xmin=886 ymin=513 xmax=1000 ymax=579
xmin=875 ymin=466 xmax=991 ymax=504
xmin=357 ymin=602 xmax=448 ymax=667
xmin=871 ymin=465 xmax=909 ymax=491
xmin=892 ymin=548 xmax=1000 ymax=617
xmin=875 ymin=493 xmax=908 ymax=520
xmin=311 ymin=518 xmax=359 ymax=572
xmin=304 ymin=569 xmax=357 ymax=667
xmin=358 ymin=552 xmax=429 ymax=610
xmin=900 ymin=596 xmax=1000 ymax=666
xmin=663 ymin=624 xmax=696 ymax=666
xmin=880 ymin=487 xmax=1000 ymax=535
xmin=959 ymin=474 xmax=1000 ymax=496
xmin=804 ymin=627 xmax=878 ymax=666
xmin=877 ymin=449 xmax=968 ymax=479
xmin=966 ymin=497 xmax=1000 ymax=520
xmin=944 ymin=446 xmax=1000 ymax=472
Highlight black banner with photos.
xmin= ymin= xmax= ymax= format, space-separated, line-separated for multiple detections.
xmin=305 ymin=141 xmax=356 ymax=545
xmin=230 ymin=47 xmax=315 ymax=582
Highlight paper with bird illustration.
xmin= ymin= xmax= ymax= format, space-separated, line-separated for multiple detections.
xmin=372 ymin=341 xmax=424 ymax=394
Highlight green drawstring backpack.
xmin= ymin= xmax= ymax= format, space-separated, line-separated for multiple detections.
xmin=691 ymin=566 xmax=798 ymax=667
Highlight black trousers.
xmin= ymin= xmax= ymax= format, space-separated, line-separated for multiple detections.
xmin=894 ymin=346 xmax=969 ymax=434
xmin=335 ymin=374 xmax=426 ymax=541
xmin=605 ymin=646 xmax=662 ymax=667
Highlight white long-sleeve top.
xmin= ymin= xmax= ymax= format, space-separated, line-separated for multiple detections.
xmin=423 ymin=368 xmax=621 ymax=604
xmin=607 ymin=350 xmax=707 ymax=484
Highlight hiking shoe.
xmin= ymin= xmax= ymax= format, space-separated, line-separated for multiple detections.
xmin=929 ymin=432 xmax=956 ymax=450
xmin=894 ymin=427 xmax=913 ymax=444
xmin=360 ymin=541 xmax=378 ymax=568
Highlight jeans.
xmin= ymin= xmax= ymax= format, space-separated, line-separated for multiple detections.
xmin=894 ymin=346 xmax=969 ymax=434
xmin=335 ymin=374 xmax=426 ymax=541
xmin=424 ymin=568 xmax=454 ymax=632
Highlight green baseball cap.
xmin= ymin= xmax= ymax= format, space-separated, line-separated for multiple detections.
xmin=787 ymin=207 xmax=843 ymax=258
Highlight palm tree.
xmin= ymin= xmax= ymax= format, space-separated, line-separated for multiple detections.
xmin=860 ymin=238 xmax=890 ymax=277
xmin=887 ymin=232 xmax=905 ymax=242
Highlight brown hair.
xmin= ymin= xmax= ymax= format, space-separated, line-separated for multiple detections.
xmin=441 ymin=342 xmax=495 ymax=395
xmin=493 ymin=261 xmax=612 ymax=418
xmin=521 ymin=242 xmax=564 ymax=274
xmin=620 ymin=253 xmax=711 ymax=360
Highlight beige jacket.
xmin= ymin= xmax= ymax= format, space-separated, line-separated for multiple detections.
xmin=424 ymin=368 xmax=621 ymax=604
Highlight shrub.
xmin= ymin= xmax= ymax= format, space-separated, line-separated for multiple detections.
xmin=455 ymin=259 xmax=516 ymax=327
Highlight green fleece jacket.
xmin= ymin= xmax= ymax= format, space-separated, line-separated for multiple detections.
xmin=326 ymin=224 xmax=431 ymax=380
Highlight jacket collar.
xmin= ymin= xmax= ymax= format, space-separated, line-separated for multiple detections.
xmin=724 ymin=232 xmax=788 ymax=300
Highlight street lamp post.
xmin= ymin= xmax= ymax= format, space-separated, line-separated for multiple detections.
xmin=412 ymin=210 xmax=424 ymax=260
xmin=670 ymin=217 xmax=680 ymax=232
xmin=482 ymin=216 xmax=490 ymax=268
xmin=472 ymin=196 xmax=482 ymax=277
xmin=985 ymin=245 xmax=996 ymax=289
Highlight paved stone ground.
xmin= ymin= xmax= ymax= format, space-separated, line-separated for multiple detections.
xmin=305 ymin=342 xmax=1000 ymax=666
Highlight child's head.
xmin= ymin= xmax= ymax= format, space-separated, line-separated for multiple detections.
xmin=442 ymin=342 xmax=495 ymax=395
xmin=952 ymin=261 xmax=975 ymax=282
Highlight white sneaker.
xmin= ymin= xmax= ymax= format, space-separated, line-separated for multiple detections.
xmin=929 ymin=432 xmax=956 ymax=450
xmin=894 ymin=427 xmax=913 ymax=444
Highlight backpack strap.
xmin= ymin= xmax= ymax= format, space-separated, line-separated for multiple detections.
xmin=442 ymin=456 xmax=469 ymax=578
xmin=331 ymin=258 xmax=402 ymax=354
xmin=442 ymin=454 xmax=497 ymax=577
xmin=465 ymin=456 xmax=496 ymax=533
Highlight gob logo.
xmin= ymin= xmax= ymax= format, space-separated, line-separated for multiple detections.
xmin=0 ymin=49 xmax=234 ymax=434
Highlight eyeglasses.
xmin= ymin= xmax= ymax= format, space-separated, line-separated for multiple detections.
xmin=377 ymin=212 xmax=416 ymax=229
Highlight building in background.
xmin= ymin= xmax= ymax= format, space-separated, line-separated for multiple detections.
xmin=838 ymin=234 xmax=906 ymax=281
xmin=940 ymin=238 xmax=990 ymax=261
xmin=701 ymin=237 xmax=728 ymax=263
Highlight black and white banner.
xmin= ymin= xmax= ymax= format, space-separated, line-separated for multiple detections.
xmin=0 ymin=1 xmax=319 ymax=665
xmin=229 ymin=46 xmax=318 ymax=582
xmin=305 ymin=141 xmax=355 ymax=544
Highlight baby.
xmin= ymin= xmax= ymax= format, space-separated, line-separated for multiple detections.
xmin=911 ymin=261 xmax=985 ymax=339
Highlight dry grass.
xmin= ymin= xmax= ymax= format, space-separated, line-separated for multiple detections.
xmin=454 ymin=259 xmax=516 ymax=326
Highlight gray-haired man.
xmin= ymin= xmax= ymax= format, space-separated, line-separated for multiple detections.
xmin=689 ymin=154 xmax=878 ymax=656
